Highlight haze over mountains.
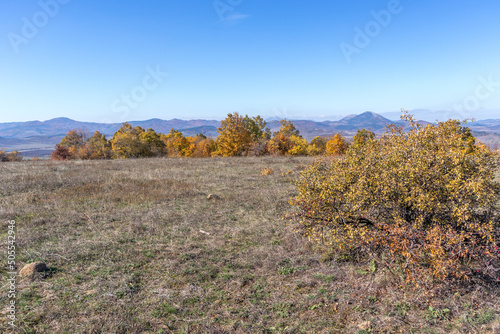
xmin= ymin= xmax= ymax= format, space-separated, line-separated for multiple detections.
xmin=1 ymin=112 xmax=499 ymax=157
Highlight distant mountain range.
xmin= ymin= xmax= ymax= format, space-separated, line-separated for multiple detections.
xmin=1 ymin=112 xmax=499 ymax=157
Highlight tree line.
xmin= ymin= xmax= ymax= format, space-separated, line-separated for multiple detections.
xmin=51 ymin=112 xmax=372 ymax=160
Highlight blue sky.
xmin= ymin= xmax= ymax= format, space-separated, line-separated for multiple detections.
xmin=1 ymin=0 xmax=500 ymax=123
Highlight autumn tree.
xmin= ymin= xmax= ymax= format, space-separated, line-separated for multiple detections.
xmin=269 ymin=119 xmax=301 ymax=155
xmin=86 ymin=131 xmax=112 ymax=159
xmin=308 ymin=136 xmax=327 ymax=156
xmin=290 ymin=112 xmax=500 ymax=284
xmin=273 ymin=119 xmax=300 ymax=137
xmin=326 ymin=133 xmax=349 ymax=156
xmin=162 ymin=129 xmax=191 ymax=157
xmin=288 ymin=135 xmax=309 ymax=156
xmin=7 ymin=151 xmax=23 ymax=162
xmin=268 ymin=133 xmax=293 ymax=156
xmin=51 ymin=144 xmax=71 ymax=160
xmin=110 ymin=123 xmax=149 ymax=158
xmin=56 ymin=129 xmax=89 ymax=159
xmin=140 ymin=128 xmax=166 ymax=157
xmin=243 ymin=115 xmax=271 ymax=141
xmin=191 ymin=134 xmax=216 ymax=158
xmin=243 ymin=115 xmax=272 ymax=156
xmin=216 ymin=112 xmax=252 ymax=157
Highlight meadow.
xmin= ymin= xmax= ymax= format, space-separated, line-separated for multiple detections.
xmin=0 ymin=157 xmax=499 ymax=333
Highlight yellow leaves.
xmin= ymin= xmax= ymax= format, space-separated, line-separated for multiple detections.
xmin=54 ymin=129 xmax=112 ymax=160
xmin=308 ymin=136 xmax=327 ymax=155
xmin=268 ymin=133 xmax=293 ymax=156
xmin=216 ymin=112 xmax=252 ymax=157
xmin=289 ymin=111 xmax=500 ymax=283
xmin=288 ymin=135 xmax=309 ymax=156
xmin=109 ymin=124 xmax=168 ymax=158
xmin=275 ymin=118 xmax=300 ymax=137
xmin=326 ymin=133 xmax=349 ymax=156
xmin=260 ymin=168 xmax=274 ymax=176
xmin=0 ymin=150 xmax=23 ymax=162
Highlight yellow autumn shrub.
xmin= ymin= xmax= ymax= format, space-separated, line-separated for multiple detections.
xmin=290 ymin=112 xmax=500 ymax=284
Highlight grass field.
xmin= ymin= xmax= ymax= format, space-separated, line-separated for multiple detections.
xmin=1 ymin=157 xmax=499 ymax=333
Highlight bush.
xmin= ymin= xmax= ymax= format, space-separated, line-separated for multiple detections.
xmin=288 ymin=135 xmax=309 ymax=156
xmin=248 ymin=138 xmax=269 ymax=157
xmin=0 ymin=150 xmax=23 ymax=162
xmin=7 ymin=151 xmax=23 ymax=162
xmin=51 ymin=144 xmax=71 ymax=160
xmin=290 ymin=113 xmax=500 ymax=284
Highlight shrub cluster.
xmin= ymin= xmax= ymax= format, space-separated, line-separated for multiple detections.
xmin=0 ymin=150 xmax=23 ymax=162
xmin=290 ymin=113 xmax=500 ymax=285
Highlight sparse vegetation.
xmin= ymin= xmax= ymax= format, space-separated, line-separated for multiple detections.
xmin=1 ymin=156 xmax=499 ymax=333
xmin=0 ymin=149 xmax=23 ymax=162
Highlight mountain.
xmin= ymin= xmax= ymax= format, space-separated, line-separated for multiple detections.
xmin=0 ymin=118 xmax=221 ymax=139
xmin=1 ymin=112 xmax=499 ymax=157
xmin=467 ymin=119 xmax=500 ymax=132
xmin=381 ymin=110 xmax=500 ymax=122
xmin=333 ymin=111 xmax=397 ymax=131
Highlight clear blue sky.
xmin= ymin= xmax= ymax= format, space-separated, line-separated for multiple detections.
xmin=1 ymin=0 xmax=500 ymax=123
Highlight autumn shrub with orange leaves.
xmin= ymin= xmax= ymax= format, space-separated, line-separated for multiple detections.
xmin=290 ymin=112 xmax=500 ymax=285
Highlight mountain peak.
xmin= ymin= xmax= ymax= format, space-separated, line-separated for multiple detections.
xmin=45 ymin=117 xmax=75 ymax=122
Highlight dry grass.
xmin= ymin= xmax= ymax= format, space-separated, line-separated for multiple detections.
xmin=0 ymin=157 xmax=499 ymax=333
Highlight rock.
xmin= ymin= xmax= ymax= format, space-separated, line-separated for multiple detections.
xmin=357 ymin=321 xmax=371 ymax=331
xmin=181 ymin=284 xmax=202 ymax=297
xmin=19 ymin=262 xmax=48 ymax=278
xmin=207 ymin=194 xmax=220 ymax=200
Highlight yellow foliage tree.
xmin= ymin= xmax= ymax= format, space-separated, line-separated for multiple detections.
xmin=268 ymin=133 xmax=293 ymax=156
xmin=288 ymin=135 xmax=309 ymax=156
xmin=191 ymin=134 xmax=215 ymax=158
xmin=268 ymin=119 xmax=301 ymax=156
xmin=216 ymin=112 xmax=252 ymax=157
xmin=84 ymin=131 xmax=112 ymax=159
xmin=243 ymin=115 xmax=271 ymax=141
xmin=110 ymin=123 xmax=148 ymax=158
xmin=308 ymin=136 xmax=327 ymax=156
xmin=140 ymin=128 xmax=166 ymax=157
xmin=162 ymin=129 xmax=191 ymax=157
xmin=326 ymin=133 xmax=349 ymax=156
xmin=274 ymin=119 xmax=300 ymax=137
xmin=59 ymin=129 xmax=88 ymax=159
